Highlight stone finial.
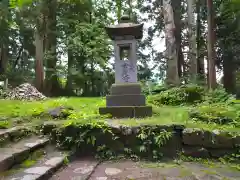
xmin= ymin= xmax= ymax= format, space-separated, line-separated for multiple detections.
xmin=119 ymin=15 xmax=131 ymax=23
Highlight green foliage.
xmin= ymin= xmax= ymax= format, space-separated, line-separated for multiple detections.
xmin=50 ymin=120 xmax=173 ymax=160
xmin=148 ymin=84 xmax=235 ymax=106
xmin=189 ymin=103 xmax=240 ymax=126
xmin=0 ymin=120 xmax=9 ymax=129
xmin=204 ymin=88 xmax=234 ymax=104
xmin=149 ymin=85 xmax=204 ymax=106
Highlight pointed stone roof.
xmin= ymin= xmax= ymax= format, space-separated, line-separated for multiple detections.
xmin=105 ymin=15 xmax=143 ymax=40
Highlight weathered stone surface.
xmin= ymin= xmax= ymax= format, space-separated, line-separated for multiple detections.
xmin=203 ymin=131 xmax=234 ymax=148
xmin=13 ymin=174 xmax=41 ymax=180
xmin=89 ymin=160 xmax=238 ymax=180
xmin=160 ymin=132 xmax=182 ymax=157
xmin=99 ymin=106 xmax=152 ymax=118
xmin=13 ymin=147 xmax=30 ymax=164
xmin=2 ymin=147 xmax=67 ymax=180
xmin=6 ymin=83 xmax=46 ymax=101
xmin=0 ymin=137 xmax=49 ymax=173
xmin=0 ymin=127 xmax=24 ymax=140
xmin=0 ymin=153 xmax=14 ymax=172
xmin=73 ymin=165 xmax=95 ymax=174
xmin=233 ymin=135 xmax=240 ymax=147
xmin=24 ymin=139 xmax=48 ymax=148
xmin=50 ymin=159 xmax=99 ymax=180
xmin=45 ymin=157 xmax=64 ymax=167
xmin=24 ymin=166 xmax=51 ymax=175
xmin=182 ymin=146 xmax=210 ymax=158
xmin=105 ymin=168 xmax=122 ymax=176
xmin=209 ymin=149 xmax=236 ymax=158
xmin=95 ymin=177 xmax=108 ymax=180
xmin=182 ymin=128 xmax=204 ymax=146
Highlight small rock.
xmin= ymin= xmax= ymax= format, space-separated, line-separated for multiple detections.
xmin=105 ymin=168 xmax=122 ymax=176
xmin=47 ymin=106 xmax=73 ymax=119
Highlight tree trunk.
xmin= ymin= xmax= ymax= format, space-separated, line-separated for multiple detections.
xmin=223 ymin=53 xmax=235 ymax=94
xmin=207 ymin=0 xmax=217 ymax=89
xmin=0 ymin=1 xmax=9 ymax=77
xmin=65 ymin=49 xmax=74 ymax=94
xmin=172 ymin=0 xmax=184 ymax=79
xmin=187 ymin=0 xmax=198 ymax=82
xmin=35 ymin=30 xmax=44 ymax=92
xmin=196 ymin=0 xmax=205 ymax=82
xmin=0 ymin=45 xmax=8 ymax=76
xmin=162 ymin=0 xmax=180 ymax=86
xmin=44 ymin=0 xmax=59 ymax=96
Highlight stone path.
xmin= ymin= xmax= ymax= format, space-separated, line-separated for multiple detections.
xmin=50 ymin=159 xmax=240 ymax=180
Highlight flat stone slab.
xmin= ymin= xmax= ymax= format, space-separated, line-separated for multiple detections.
xmin=50 ymin=158 xmax=99 ymax=180
xmin=48 ymin=158 xmax=240 ymax=180
xmin=24 ymin=166 xmax=51 ymax=175
xmin=89 ymin=160 xmax=240 ymax=180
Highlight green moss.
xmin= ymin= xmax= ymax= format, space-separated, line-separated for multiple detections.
xmin=20 ymin=149 xmax=44 ymax=168
xmin=0 ymin=149 xmax=45 ymax=177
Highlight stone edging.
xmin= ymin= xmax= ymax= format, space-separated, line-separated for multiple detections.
xmin=38 ymin=122 xmax=240 ymax=159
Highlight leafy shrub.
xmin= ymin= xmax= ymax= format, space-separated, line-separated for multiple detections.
xmin=189 ymin=103 xmax=240 ymax=126
xmin=204 ymin=87 xmax=234 ymax=104
xmin=148 ymin=84 xmax=204 ymax=106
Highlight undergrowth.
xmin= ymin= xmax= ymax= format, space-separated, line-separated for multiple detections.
xmin=49 ymin=120 xmax=173 ymax=160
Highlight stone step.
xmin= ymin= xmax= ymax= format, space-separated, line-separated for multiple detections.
xmin=1 ymin=146 xmax=67 ymax=180
xmin=0 ymin=126 xmax=32 ymax=147
xmin=0 ymin=136 xmax=49 ymax=173
xmin=50 ymin=158 xmax=99 ymax=180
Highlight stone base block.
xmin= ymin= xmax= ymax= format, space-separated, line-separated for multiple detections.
xmin=106 ymin=94 xmax=146 ymax=106
xmin=99 ymin=106 xmax=152 ymax=118
xmin=110 ymin=83 xmax=142 ymax=95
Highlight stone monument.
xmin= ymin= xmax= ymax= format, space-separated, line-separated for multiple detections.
xmin=99 ymin=15 xmax=152 ymax=118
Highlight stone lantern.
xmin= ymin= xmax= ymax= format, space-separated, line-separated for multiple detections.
xmin=99 ymin=15 xmax=152 ymax=118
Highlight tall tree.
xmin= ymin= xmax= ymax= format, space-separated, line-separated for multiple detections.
xmin=187 ymin=0 xmax=197 ymax=82
xmin=196 ymin=0 xmax=205 ymax=82
xmin=35 ymin=0 xmax=45 ymax=91
xmin=162 ymin=0 xmax=180 ymax=86
xmin=0 ymin=0 xmax=9 ymax=77
xmin=207 ymin=0 xmax=216 ymax=89
xmin=44 ymin=0 xmax=59 ymax=96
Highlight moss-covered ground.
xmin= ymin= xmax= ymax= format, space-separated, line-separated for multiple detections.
xmin=0 ymin=97 xmax=239 ymax=133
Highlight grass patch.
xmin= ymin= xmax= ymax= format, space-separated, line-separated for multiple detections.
xmin=0 ymin=97 xmax=105 ymax=127
xmin=0 ymin=97 xmax=239 ymax=132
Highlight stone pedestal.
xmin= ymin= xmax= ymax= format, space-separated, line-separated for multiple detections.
xmin=99 ymin=83 xmax=152 ymax=118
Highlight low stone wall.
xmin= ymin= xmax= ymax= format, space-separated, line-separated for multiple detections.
xmin=41 ymin=122 xmax=240 ymax=159
xmin=182 ymin=128 xmax=240 ymax=158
